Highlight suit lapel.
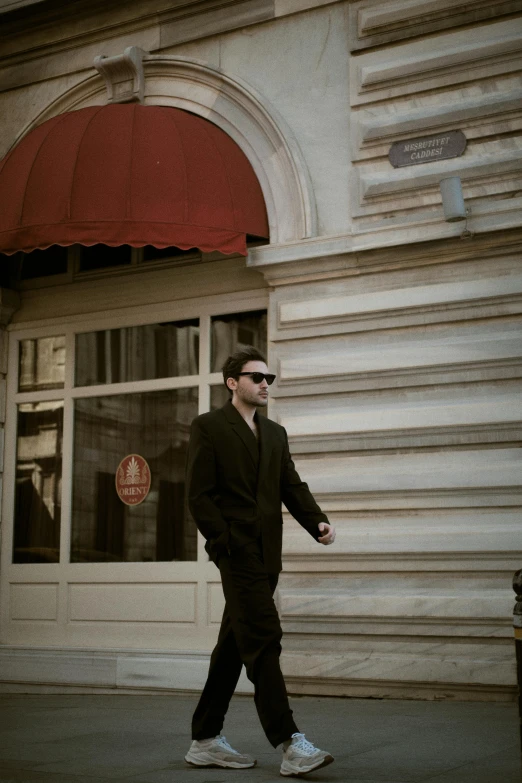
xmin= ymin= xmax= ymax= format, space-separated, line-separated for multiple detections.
xmin=256 ymin=412 xmax=273 ymax=497
xmin=222 ymin=401 xmax=259 ymax=470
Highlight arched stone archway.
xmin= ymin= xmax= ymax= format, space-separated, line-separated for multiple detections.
xmin=15 ymin=55 xmax=317 ymax=248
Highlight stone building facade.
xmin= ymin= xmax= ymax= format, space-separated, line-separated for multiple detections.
xmin=0 ymin=0 xmax=521 ymax=701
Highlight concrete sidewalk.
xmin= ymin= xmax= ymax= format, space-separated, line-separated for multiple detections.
xmin=0 ymin=692 xmax=519 ymax=783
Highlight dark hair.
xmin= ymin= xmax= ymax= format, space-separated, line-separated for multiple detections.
xmin=222 ymin=346 xmax=267 ymax=392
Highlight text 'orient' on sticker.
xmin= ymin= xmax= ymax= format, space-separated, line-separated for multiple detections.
xmin=115 ymin=454 xmax=151 ymax=506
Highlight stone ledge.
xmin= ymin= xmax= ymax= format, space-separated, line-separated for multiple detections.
xmin=284 ymin=673 xmax=517 ymax=701
xmin=249 ymin=217 xmax=522 ymax=281
xmin=0 ymin=646 xmax=254 ymax=694
xmin=275 ymin=282 xmax=522 ymax=338
xmin=287 ymin=422 xmax=522 ymax=454
xmin=281 ymin=552 xmax=521 ymax=573
xmin=349 ymin=0 xmax=520 ymax=52
xmin=313 ymin=488 xmax=522 ymax=511
xmin=281 ymin=649 xmax=516 ymax=687
xmin=282 ymin=615 xmax=513 ymax=638
xmin=358 ymin=150 xmax=522 ymax=205
xmin=357 ymin=91 xmax=522 ymax=151
xmin=275 ymin=359 xmax=522 ymax=396
xmin=351 ymin=18 xmax=522 ymax=104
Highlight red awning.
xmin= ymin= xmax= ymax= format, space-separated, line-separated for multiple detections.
xmin=0 ymin=104 xmax=268 ymax=257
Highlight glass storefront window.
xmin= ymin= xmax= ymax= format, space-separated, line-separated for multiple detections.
xmin=78 ymin=244 xmax=132 ymax=272
xmin=10 ymin=306 xmax=267 ymax=567
xmin=71 ymin=387 xmax=198 ymax=562
xmin=142 ymin=245 xmax=199 ymax=263
xmin=210 ymin=308 xmax=268 ymax=411
xmin=19 ymin=336 xmax=65 ymax=392
xmin=75 ymin=320 xmax=199 ymax=386
xmin=20 ymin=246 xmax=69 ymax=280
xmin=211 ymin=310 xmax=267 ymax=373
xmin=210 ymin=384 xmax=230 ymax=411
xmin=13 ymin=401 xmax=63 ymax=563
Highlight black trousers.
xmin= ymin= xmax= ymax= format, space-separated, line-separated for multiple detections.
xmin=191 ymin=541 xmax=299 ymax=748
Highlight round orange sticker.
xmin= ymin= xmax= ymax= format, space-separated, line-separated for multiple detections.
xmin=115 ymin=454 xmax=151 ymax=506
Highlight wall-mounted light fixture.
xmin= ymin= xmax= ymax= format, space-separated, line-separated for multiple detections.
xmin=439 ymin=176 xmax=473 ymax=238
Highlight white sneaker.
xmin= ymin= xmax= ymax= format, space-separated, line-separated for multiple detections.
xmin=280 ymin=733 xmax=334 ymax=777
xmin=185 ymin=735 xmax=256 ymax=768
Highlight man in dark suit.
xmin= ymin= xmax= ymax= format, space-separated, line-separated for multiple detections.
xmin=184 ymin=347 xmax=336 ymax=777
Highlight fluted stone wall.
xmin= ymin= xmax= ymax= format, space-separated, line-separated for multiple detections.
xmin=264 ymin=234 xmax=521 ymax=700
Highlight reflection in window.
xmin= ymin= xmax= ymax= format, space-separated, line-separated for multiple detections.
xmin=20 ymin=246 xmax=68 ymax=280
xmin=75 ymin=320 xmax=199 ymax=386
xmin=210 ymin=385 xmax=230 ymax=411
xmin=19 ymin=336 xmax=65 ymax=392
xmin=211 ymin=310 xmax=267 ymax=373
xmin=78 ymin=244 xmax=132 ymax=272
xmin=71 ymin=387 xmax=198 ymax=562
xmin=142 ymin=245 xmax=200 ymax=263
xmin=13 ymin=401 xmax=63 ymax=563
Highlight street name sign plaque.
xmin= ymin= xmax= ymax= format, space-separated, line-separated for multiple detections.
xmin=389 ymin=130 xmax=467 ymax=168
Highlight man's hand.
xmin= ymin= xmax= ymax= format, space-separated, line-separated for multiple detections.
xmin=318 ymin=522 xmax=336 ymax=545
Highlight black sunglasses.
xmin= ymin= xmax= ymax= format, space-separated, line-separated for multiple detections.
xmin=237 ymin=372 xmax=276 ymax=385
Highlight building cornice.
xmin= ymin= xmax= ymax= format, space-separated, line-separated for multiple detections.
xmin=249 ymin=219 xmax=522 ymax=285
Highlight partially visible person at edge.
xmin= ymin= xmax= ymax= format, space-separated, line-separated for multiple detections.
xmin=184 ymin=346 xmax=336 ymax=777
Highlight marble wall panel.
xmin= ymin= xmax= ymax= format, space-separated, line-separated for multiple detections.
xmin=159 ymin=0 xmax=274 ymax=49
xmin=351 ymin=18 xmax=522 ymax=105
xmin=349 ymin=0 xmax=520 ymax=50
xmin=281 ymin=645 xmax=515 ymax=688
xmin=276 ymin=274 xmax=522 ymax=335
xmin=279 ymin=585 xmax=511 ymax=622
xmin=357 ymin=147 xmax=522 ymax=217
xmin=10 ymin=583 xmax=58 ymax=621
xmin=355 ymin=88 xmax=522 ymax=160
xmin=68 ymin=582 xmax=196 ymax=623
xmin=116 ymin=653 xmax=209 ymax=691
xmin=291 ymin=448 xmax=521 ymax=497
xmin=275 ymin=317 xmax=522 ymax=394
xmin=281 ymin=617 xmax=513 ymax=642
xmin=268 ymin=244 xmax=522 ymax=333
xmin=280 ymin=570 xmax=512 ymax=592
xmin=315 ymin=488 xmax=522 ymax=513
xmin=0 ymin=647 xmax=118 ymax=686
xmin=283 ymin=510 xmax=522 ymax=557
xmin=116 ymin=652 xmax=256 ymax=693
xmin=0 ymin=647 xmax=255 ymax=694
xmin=276 ymin=382 xmax=521 ymax=452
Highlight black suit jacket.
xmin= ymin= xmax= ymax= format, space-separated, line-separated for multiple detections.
xmin=186 ymin=400 xmax=329 ymax=573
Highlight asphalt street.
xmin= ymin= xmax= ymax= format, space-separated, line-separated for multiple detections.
xmin=0 ymin=692 xmax=519 ymax=783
